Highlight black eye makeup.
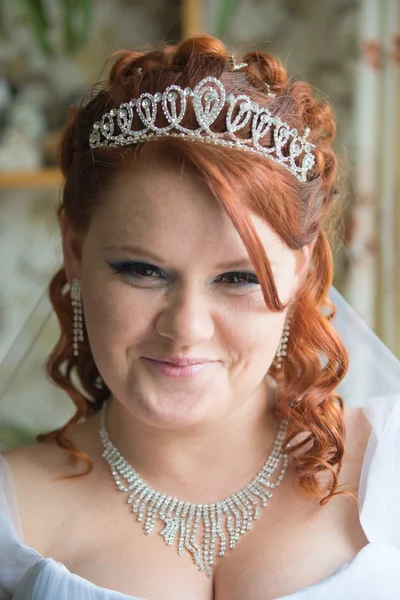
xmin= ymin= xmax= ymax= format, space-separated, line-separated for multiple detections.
xmin=106 ymin=260 xmax=260 ymax=289
xmin=107 ymin=260 xmax=165 ymax=281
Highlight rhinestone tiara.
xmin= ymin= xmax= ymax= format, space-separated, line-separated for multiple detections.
xmin=89 ymin=76 xmax=316 ymax=183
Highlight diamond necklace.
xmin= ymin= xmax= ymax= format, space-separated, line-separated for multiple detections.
xmin=99 ymin=401 xmax=290 ymax=577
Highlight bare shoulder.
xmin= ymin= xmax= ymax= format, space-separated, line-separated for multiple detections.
xmin=1 ymin=420 xmax=102 ymax=553
xmin=343 ymin=403 xmax=372 ymax=461
xmin=337 ymin=404 xmax=373 ymax=498
xmin=2 ymin=411 xmax=102 ymax=485
xmin=1 ymin=442 xmax=68 ymax=551
xmin=2 ymin=438 xmax=74 ymax=491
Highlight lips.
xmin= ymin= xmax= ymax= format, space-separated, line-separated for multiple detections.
xmin=143 ymin=357 xmax=215 ymax=379
xmin=145 ymin=356 xmax=214 ymax=367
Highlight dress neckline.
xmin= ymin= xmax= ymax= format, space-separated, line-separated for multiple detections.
xmin=23 ymin=543 xmax=385 ymax=600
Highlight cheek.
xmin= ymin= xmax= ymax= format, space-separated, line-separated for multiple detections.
xmin=221 ymin=299 xmax=287 ymax=372
xmin=255 ymin=315 xmax=286 ymax=363
xmin=80 ymin=271 xmax=154 ymax=368
xmin=276 ymin=257 xmax=298 ymax=302
xmin=223 ymin=271 xmax=295 ymax=371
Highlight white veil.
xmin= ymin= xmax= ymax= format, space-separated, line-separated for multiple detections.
xmin=330 ymin=287 xmax=400 ymax=404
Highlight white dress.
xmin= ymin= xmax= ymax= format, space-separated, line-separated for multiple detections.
xmin=1 ymin=394 xmax=400 ymax=600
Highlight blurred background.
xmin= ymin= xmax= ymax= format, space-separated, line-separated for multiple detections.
xmin=0 ymin=0 xmax=399 ymax=447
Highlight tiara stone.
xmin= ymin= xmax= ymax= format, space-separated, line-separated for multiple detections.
xmin=89 ymin=76 xmax=316 ymax=183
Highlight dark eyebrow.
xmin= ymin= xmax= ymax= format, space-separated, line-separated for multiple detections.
xmin=103 ymin=244 xmax=278 ymax=270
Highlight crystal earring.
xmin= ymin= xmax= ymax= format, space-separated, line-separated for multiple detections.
xmin=274 ymin=313 xmax=291 ymax=369
xmin=71 ymin=278 xmax=84 ymax=357
xmin=94 ymin=375 xmax=104 ymax=389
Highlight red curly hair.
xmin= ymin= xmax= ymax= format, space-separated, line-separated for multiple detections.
xmin=41 ymin=34 xmax=351 ymax=505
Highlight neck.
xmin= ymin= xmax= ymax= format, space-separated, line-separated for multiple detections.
xmin=96 ymin=380 xmax=280 ymax=505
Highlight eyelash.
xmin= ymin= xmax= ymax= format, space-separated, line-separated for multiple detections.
xmin=107 ymin=261 xmax=259 ymax=289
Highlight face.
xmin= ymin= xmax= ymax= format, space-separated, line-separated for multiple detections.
xmin=63 ymin=160 xmax=311 ymax=430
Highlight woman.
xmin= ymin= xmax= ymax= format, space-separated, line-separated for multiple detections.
xmin=0 ymin=34 xmax=399 ymax=600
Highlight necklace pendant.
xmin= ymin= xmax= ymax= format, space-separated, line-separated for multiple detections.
xmin=99 ymin=402 xmax=289 ymax=577
xmin=161 ymin=518 xmax=180 ymax=546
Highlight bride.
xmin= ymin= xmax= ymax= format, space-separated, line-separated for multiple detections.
xmin=1 ymin=34 xmax=399 ymax=600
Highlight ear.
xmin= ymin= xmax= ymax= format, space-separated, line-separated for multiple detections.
xmin=292 ymin=237 xmax=317 ymax=294
xmin=60 ymin=210 xmax=84 ymax=284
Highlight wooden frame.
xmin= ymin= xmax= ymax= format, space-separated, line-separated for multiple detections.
xmin=181 ymin=0 xmax=203 ymax=38
xmin=0 ymin=168 xmax=63 ymax=190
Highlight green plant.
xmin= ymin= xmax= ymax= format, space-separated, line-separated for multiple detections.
xmin=213 ymin=0 xmax=240 ymax=37
xmin=0 ymin=0 xmax=239 ymax=57
xmin=0 ymin=0 xmax=93 ymax=56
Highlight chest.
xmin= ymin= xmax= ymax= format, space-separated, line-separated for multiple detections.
xmin=41 ymin=466 xmax=368 ymax=600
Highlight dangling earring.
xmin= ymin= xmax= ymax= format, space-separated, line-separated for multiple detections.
xmin=95 ymin=375 xmax=104 ymax=389
xmin=274 ymin=312 xmax=291 ymax=369
xmin=71 ymin=278 xmax=84 ymax=357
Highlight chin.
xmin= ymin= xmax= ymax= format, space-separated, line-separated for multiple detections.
xmin=118 ymin=358 xmax=226 ymax=429
xmin=127 ymin=384 xmax=219 ymax=431
xmin=145 ymin=399 xmax=215 ymax=430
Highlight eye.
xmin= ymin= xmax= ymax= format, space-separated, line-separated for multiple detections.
xmin=107 ymin=261 xmax=259 ymax=289
xmin=217 ymin=271 xmax=259 ymax=288
xmin=107 ymin=260 xmax=164 ymax=281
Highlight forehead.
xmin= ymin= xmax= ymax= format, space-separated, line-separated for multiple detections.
xmin=89 ymin=162 xmax=287 ymax=263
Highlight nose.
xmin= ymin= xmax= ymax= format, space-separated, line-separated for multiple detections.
xmin=155 ymin=283 xmax=215 ymax=346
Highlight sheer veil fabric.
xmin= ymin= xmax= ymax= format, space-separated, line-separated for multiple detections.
xmin=329 ymin=287 xmax=400 ymax=405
